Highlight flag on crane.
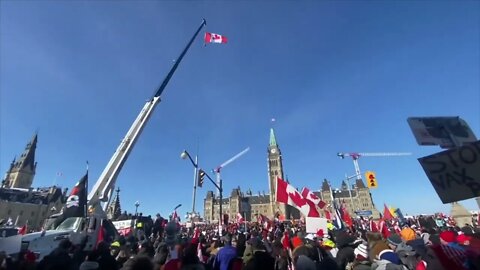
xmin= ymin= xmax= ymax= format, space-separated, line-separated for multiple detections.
xmin=204 ymin=32 xmax=228 ymax=44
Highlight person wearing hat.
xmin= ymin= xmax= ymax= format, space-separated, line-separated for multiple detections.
xmin=351 ymin=242 xmax=371 ymax=270
xmin=387 ymin=234 xmax=403 ymax=250
xmin=243 ymin=236 xmax=275 ymax=270
xmin=439 ymin=230 xmax=464 ymax=251
xmin=400 ymin=227 xmax=416 ymax=242
xmin=371 ymin=240 xmax=407 ymax=270
xmin=334 ymin=231 xmax=357 ymax=270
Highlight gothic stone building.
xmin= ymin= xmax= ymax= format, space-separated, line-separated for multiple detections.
xmin=318 ymin=179 xmax=380 ymax=219
xmin=0 ymin=134 xmax=65 ymax=229
xmin=203 ymin=129 xmax=380 ymax=222
xmin=203 ymin=128 xmax=300 ymax=223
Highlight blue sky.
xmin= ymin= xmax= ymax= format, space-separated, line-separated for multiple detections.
xmin=1 ymin=1 xmax=479 ymax=218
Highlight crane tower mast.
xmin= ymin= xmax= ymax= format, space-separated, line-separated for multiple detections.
xmin=87 ymin=19 xmax=207 ymax=214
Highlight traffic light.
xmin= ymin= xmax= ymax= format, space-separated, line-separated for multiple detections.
xmin=197 ymin=169 xmax=206 ymax=187
xmin=365 ymin=171 xmax=378 ymax=188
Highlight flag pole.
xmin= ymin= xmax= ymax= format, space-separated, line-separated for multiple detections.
xmin=86 ymin=161 xmax=89 ymax=218
xmin=153 ymin=18 xmax=207 ymax=98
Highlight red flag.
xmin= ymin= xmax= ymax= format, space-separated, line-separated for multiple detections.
xmin=96 ymin=221 xmax=105 ymax=247
xmin=204 ymin=32 xmax=228 ymax=44
xmin=236 ymin=213 xmax=244 ymax=224
xmin=282 ymin=231 xmax=291 ymax=250
xmin=341 ymin=204 xmax=353 ymax=228
xmin=276 ymin=178 xmax=317 ymax=216
xmin=192 ymin=227 xmax=201 ymax=244
xmin=379 ymin=219 xmax=391 ymax=238
xmin=301 ymin=187 xmax=326 ymax=209
xmin=324 ymin=209 xmax=331 ymax=220
xmin=18 ymin=224 xmax=27 ymax=235
xmin=383 ymin=204 xmax=393 ymax=220
xmin=370 ymin=219 xmax=379 ymax=232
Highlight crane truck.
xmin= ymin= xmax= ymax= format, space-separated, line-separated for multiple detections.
xmin=3 ymin=19 xmax=207 ymax=260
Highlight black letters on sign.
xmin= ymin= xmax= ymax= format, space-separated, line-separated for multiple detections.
xmin=418 ymin=140 xmax=480 ymax=203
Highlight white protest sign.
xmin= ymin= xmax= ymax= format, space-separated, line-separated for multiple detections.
xmin=305 ymin=217 xmax=328 ymax=234
xmin=418 ymin=140 xmax=480 ymax=203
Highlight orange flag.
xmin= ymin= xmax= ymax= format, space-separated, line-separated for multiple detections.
xmin=383 ymin=204 xmax=394 ymax=220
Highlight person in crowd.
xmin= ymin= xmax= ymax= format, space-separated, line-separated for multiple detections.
xmin=351 ymin=242 xmax=370 ymax=270
xmin=334 ymin=231 xmax=357 ymax=270
xmin=243 ymin=236 xmax=274 ymax=270
xmin=37 ymin=239 xmax=75 ymax=270
xmin=213 ymin=234 xmax=236 ymax=270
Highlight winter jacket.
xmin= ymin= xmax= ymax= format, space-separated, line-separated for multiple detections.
xmin=243 ymin=250 xmax=275 ymax=270
xmin=335 ymin=246 xmax=355 ymax=270
xmin=351 ymin=260 xmax=371 ymax=270
xmin=371 ymin=259 xmax=408 ymax=270
xmin=213 ymin=245 xmax=237 ymax=270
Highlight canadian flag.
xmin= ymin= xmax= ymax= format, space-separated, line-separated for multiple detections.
xmin=276 ymin=178 xmax=319 ymax=217
xmin=236 ymin=213 xmax=244 ymax=224
xmin=204 ymin=32 xmax=228 ymax=44
xmin=301 ymin=187 xmax=326 ymax=209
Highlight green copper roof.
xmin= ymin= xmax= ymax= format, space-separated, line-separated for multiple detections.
xmin=269 ymin=128 xmax=277 ymax=146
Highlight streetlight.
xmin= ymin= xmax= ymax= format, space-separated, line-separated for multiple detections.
xmin=134 ymin=201 xmax=140 ymax=216
xmin=180 ymin=150 xmax=199 ymax=218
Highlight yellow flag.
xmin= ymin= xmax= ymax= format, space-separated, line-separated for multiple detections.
xmin=389 ymin=207 xmax=397 ymax=217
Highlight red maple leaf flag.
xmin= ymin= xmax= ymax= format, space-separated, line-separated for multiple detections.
xmin=204 ymin=32 xmax=228 ymax=44
xmin=301 ymin=187 xmax=327 ymax=209
xmin=276 ymin=178 xmax=316 ymax=216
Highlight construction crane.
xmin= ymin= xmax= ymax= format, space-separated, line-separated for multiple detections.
xmin=212 ymin=147 xmax=249 ymax=235
xmin=337 ymin=152 xmax=412 ymax=182
xmin=213 ymin=147 xmax=250 ymax=194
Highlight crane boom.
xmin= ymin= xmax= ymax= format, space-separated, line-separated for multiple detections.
xmin=337 ymin=152 xmax=411 ymax=159
xmin=216 ymin=147 xmax=250 ymax=172
xmin=87 ymin=19 xmax=207 ymax=212
xmin=337 ymin=151 xmax=412 ymax=181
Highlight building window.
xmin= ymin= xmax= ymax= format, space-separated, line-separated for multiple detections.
xmin=31 ymin=211 xmax=35 ymax=217
xmin=7 ymin=209 xmax=11 ymax=215
xmin=20 ymin=210 xmax=24 ymax=216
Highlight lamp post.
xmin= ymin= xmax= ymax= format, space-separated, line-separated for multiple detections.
xmin=134 ymin=201 xmax=140 ymax=216
xmin=180 ymin=150 xmax=199 ymax=218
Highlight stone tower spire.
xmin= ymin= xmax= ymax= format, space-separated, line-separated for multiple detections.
xmin=2 ymin=133 xmax=38 ymax=189
xmin=267 ymin=128 xmax=289 ymax=218
xmin=107 ymin=187 xmax=122 ymax=220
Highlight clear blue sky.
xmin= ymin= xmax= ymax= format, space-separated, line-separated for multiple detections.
xmin=1 ymin=1 xmax=479 ymax=218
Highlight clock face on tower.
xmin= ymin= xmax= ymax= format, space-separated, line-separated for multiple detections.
xmin=270 ymin=148 xmax=276 ymax=154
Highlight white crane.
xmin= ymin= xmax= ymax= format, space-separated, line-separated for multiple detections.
xmin=337 ymin=152 xmax=412 ymax=182
xmin=214 ymin=147 xmax=250 ymax=194
xmin=87 ymin=19 xmax=207 ymax=214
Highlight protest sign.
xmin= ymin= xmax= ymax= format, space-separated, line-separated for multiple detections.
xmin=419 ymin=140 xmax=480 ymax=203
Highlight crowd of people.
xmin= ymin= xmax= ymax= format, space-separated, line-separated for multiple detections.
xmin=1 ymin=213 xmax=479 ymax=270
